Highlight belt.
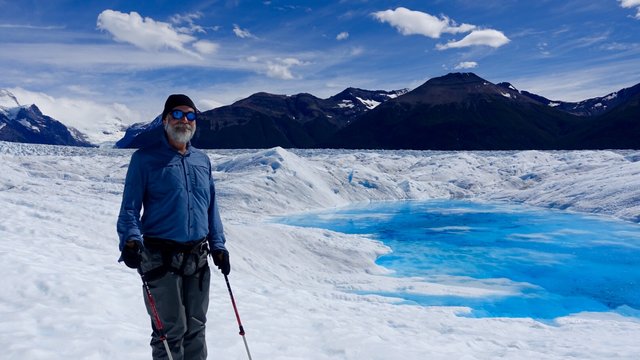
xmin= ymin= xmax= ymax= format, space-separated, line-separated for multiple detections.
xmin=143 ymin=236 xmax=208 ymax=253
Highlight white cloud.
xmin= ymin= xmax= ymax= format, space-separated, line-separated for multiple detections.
xmin=350 ymin=47 xmax=364 ymax=56
xmin=199 ymin=98 xmax=225 ymax=110
xmin=233 ymin=24 xmax=256 ymax=39
xmin=97 ymin=10 xmax=197 ymax=55
xmin=372 ymin=7 xmax=475 ymax=38
xmin=65 ymin=85 xmax=101 ymax=96
xmin=282 ymin=58 xmax=304 ymax=66
xmin=371 ymin=7 xmax=510 ymax=51
xmin=454 ymin=61 xmax=478 ymax=69
xmin=170 ymin=12 xmax=206 ymax=34
xmin=193 ymin=40 xmax=219 ymax=55
xmin=538 ymin=42 xmax=551 ymax=56
xmin=337 ymin=31 xmax=349 ymax=40
xmin=267 ymin=64 xmax=294 ymax=80
xmin=436 ymin=29 xmax=510 ymax=50
xmin=240 ymin=55 xmax=303 ymax=80
xmin=619 ymin=0 xmax=640 ymax=19
xmin=600 ymin=42 xmax=638 ymax=51
xmin=0 ymin=43 xmax=210 ymax=71
xmin=266 ymin=58 xmax=305 ymax=80
xmin=0 ymin=23 xmax=65 ymax=30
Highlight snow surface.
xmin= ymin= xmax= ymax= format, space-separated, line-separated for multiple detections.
xmin=18 ymin=118 xmax=41 ymax=132
xmin=356 ymin=96 xmax=381 ymax=109
xmin=1 ymin=142 xmax=640 ymax=359
xmin=337 ymin=100 xmax=355 ymax=109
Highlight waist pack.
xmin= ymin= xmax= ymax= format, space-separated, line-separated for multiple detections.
xmin=140 ymin=237 xmax=210 ymax=289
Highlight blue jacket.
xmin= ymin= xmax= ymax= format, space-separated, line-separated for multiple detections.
xmin=117 ymin=134 xmax=226 ymax=252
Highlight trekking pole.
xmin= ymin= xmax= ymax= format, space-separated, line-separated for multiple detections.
xmin=139 ymin=271 xmax=174 ymax=360
xmin=224 ymin=274 xmax=253 ymax=360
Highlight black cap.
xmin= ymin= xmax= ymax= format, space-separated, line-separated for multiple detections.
xmin=162 ymin=94 xmax=198 ymax=119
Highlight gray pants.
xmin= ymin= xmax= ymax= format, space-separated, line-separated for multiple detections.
xmin=140 ymin=242 xmax=210 ymax=360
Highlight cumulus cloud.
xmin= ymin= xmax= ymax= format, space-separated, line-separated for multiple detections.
xmin=436 ymin=29 xmax=510 ymax=50
xmin=96 ymin=10 xmax=220 ymax=57
xmin=372 ymin=7 xmax=509 ymax=50
xmin=97 ymin=10 xmax=196 ymax=54
xmin=266 ymin=58 xmax=305 ymax=80
xmin=454 ymin=61 xmax=478 ymax=69
xmin=266 ymin=64 xmax=294 ymax=79
xmin=372 ymin=7 xmax=475 ymax=38
xmin=336 ymin=31 xmax=349 ymax=40
xmin=233 ymin=24 xmax=256 ymax=38
xmin=619 ymin=0 xmax=640 ymax=19
xmin=243 ymin=56 xmax=306 ymax=80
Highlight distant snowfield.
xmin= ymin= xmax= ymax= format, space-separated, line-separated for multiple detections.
xmin=1 ymin=141 xmax=639 ymax=359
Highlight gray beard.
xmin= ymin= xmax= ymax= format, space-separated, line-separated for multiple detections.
xmin=165 ymin=122 xmax=194 ymax=144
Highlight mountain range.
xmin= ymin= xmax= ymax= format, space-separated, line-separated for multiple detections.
xmin=2 ymin=72 xmax=639 ymax=150
xmin=115 ymin=87 xmax=408 ymax=149
xmin=0 ymin=90 xmax=93 ymax=147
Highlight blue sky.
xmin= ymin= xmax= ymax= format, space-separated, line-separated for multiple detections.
xmin=1 ymin=0 xmax=640 ymax=125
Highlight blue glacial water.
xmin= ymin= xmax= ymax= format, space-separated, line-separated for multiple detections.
xmin=279 ymin=200 xmax=640 ymax=319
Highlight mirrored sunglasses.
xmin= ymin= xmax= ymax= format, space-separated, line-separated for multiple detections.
xmin=171 ymin=109 xmax=197 ymax=121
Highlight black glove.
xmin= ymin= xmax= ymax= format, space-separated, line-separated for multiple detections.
xmin=212 ymin=249 xmax=230 ymax=275
xmin=121 ymin=241 xmax=142 ymax=269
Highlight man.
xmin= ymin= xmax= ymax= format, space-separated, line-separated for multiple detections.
xmin=117 ymin=94 xmax=230 ymax=360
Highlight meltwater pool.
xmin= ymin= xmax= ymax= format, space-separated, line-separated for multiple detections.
xmin=279 ymin=200 xmax=640 ymax=319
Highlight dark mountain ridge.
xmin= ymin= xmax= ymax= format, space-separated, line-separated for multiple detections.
xmin=563 ymin=89 xmax=640 ymax=149
xmin=193 ymin=89 xmax=404 ymax=148
xmin=327 ymin=73 xmax=582 ymax=150
xmin=116 ymin=72 xmax=639 ymax=150
xmin=118 ymin=88 xmax=406 ymax=149
xmin=498 ymin=81 xmax=640 ymax=117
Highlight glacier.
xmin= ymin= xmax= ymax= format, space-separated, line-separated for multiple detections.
xmin=0 ymin=141 xmax=639 ymax=359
